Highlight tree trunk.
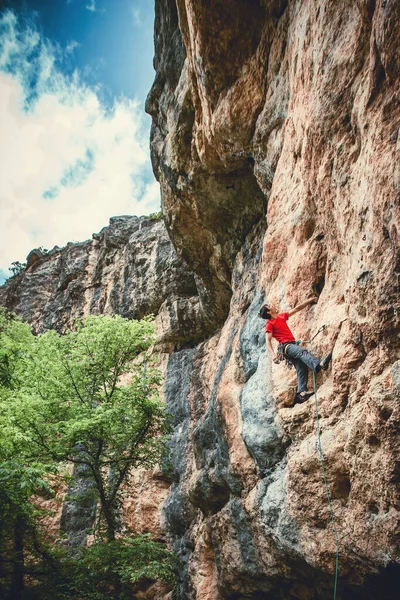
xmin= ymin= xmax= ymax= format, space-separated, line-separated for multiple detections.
xmin=10 ymin=515 xmax=24 ymax=600
xmin=90 ymin=464 xmax=116 ymax=542
xmin=102 ymin=501 xmax=116 ymax=542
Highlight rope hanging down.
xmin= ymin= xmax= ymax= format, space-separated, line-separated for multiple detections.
xmin=305 ymin=326 xmax=339 ymax=600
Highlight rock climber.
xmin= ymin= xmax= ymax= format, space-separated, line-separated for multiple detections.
xmin=258 ymin=297 xmax=332 ymax=405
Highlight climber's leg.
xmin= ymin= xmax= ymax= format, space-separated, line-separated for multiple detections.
xmin=286 ymin=355 xmax=309 ymax=393
xmin=284 ymin=343 xmax=321 ymax=373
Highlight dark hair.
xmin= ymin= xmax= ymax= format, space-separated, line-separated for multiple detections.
xmin=258 ymin=304 xmax=272 ymax=320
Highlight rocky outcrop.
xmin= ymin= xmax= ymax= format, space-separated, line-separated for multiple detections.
xmin=26 ymin=248 xmax=45 ymax=269
xmin=0 ymin=215 xmax=209 ymax=350
xmin=146 ymin=0 xmax=268 ymax=330
xmin=146 ymin=0 xmax=400 ymax=598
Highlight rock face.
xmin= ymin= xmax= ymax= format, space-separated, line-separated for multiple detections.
xmin=1 ymin=1 xmax=400 ymax=599
xmin=0 ymin=215 xmax=209 ymax=350
xmin=145 ymin=0 xmax=400 ymax=598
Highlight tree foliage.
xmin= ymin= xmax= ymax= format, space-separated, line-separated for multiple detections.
xmin=8 ymin=261 xmax=27 ymax=278
xmin=0 ymin=308 xmax=33 ymax=388
xmin=0 ymin=311 xmax=177 ymax=599
xmin=47 ymin=536 xmax=179 ymax=600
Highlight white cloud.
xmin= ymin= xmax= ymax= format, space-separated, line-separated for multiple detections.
xmin=132 ymin=8 xmax=141 ymax=26
xmin=140 ymin=182 xmax=163 ymax=212
xmin=65 ymin=40 xmax=79 ymax=54
xmin=0 ymin=11 xmax=160 ymax=275
xmin=85 ymin=0 xmax=96 ymax=12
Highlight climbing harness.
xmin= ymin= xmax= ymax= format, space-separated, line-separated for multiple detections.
xmin=277 ymin=339 xmax=302 ymax=369
xmin=305 ymin=326 xmax=339 ymax=600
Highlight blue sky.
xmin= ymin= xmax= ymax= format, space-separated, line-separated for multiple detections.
xmin=0 ymin=0 xmax=159 ymax=284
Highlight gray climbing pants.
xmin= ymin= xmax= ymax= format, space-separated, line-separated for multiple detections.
xmin=283 ymin=343 xmax=320 ymax=393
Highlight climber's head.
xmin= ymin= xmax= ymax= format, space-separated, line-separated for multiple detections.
xmin=258 ymin=303 xmax=277 ymax=320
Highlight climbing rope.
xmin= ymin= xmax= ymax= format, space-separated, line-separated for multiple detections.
xmin=305 ymin=327 xmax=339 ymax=600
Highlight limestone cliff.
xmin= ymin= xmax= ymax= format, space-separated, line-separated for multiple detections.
xmin=0 ymin=215 xmax=208 ymax=350
xmin=1 ymin=1 xmax=399 ymax=599
xmin=146 ymin=0 xmax=400 ymax=598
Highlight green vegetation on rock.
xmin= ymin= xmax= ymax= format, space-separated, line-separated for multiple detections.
xmin=146 ymin=211 xmax=163 ymax=220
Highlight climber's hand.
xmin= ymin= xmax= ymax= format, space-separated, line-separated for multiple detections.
xmin=273 ymin=357 xmax=280 ymax=365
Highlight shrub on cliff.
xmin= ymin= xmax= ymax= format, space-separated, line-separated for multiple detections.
xmin=7 ymin=261 xmax=27 ymax=279
xmin=146 ymin=210 xmax=163 ymax=220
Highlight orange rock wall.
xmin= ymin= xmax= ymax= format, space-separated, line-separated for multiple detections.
xmin=148 ymin=1 xmax=400 ymax=598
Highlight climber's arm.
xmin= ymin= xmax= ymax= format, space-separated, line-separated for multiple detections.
xmin=288 ymin=297 xmax=318 ymax=317
xmin=266 ymin=332 xmax=280 ymax=364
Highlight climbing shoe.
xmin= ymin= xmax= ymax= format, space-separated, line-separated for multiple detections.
xmin=319 ymin=352 xmax=333 ymax=371
xmin=294 ymin=390 xmax=314 ymax=404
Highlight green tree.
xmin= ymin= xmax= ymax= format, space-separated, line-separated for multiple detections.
xmin=0 ymin=310 xmax=57 ymax=599
xmin=8 ymin=261 xmax=27 ymax=278
xmin=0 ymin=312 xmax=177 ymax=598
xmin=0 ymin=457 xmax=56 ymax=600
xmin=8 ymin=315 xmax=167 ymax=541
xmin=0 ymin=308 xmax=33 ymax=388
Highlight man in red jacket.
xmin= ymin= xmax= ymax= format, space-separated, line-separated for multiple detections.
xmin=259 ymin=297 xmax=332 ymax=404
